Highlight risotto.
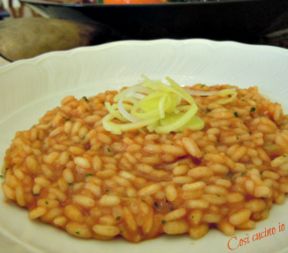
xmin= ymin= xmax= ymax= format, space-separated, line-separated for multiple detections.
xmin=2 ymin=80 xmax=288 ymax=242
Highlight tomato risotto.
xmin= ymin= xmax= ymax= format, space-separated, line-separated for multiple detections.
xmin=2 ymin=79 xmax=288 ymax=242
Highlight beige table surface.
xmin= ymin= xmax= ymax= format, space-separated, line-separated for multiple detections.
xmin=0 ymin=56 xmax=9 ymax=67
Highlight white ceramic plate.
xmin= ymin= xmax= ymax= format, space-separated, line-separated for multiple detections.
xmin=1 ymin=39 xmax=288 ymax=253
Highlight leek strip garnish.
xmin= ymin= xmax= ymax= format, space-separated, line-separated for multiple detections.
xmin=103 ymin=77 xmax=209 ymax=134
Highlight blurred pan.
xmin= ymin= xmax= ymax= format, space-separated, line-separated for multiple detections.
xmin=20 ymin=0 xmax=288 ymax=42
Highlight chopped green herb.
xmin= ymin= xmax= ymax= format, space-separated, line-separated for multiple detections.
xmin=225 ymin=173 xmax=232 ymax=179
xmin=82 ymin=96 xmax=89 ymax=102
xmin=45 ymin=200 xmax=49 ymax=205
xmin=233 ymin=112 xmax=239 ymax=117
xmin=200 ymin=84 xmax=206 ymax=87
xmin=0 ymin=175 xmax=3 ymax=179
xmin=250 ymin=107 xmax=256 ymax=113
xmin=85 ymin=173 xmax=93 ymax=177
xmin=161 ymin=220 xmax=167 ymax=225
xmin=75 ymin=231 xmax=80 ymax=235
xmin=103 ymin=146 xmax=114 ymax=155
